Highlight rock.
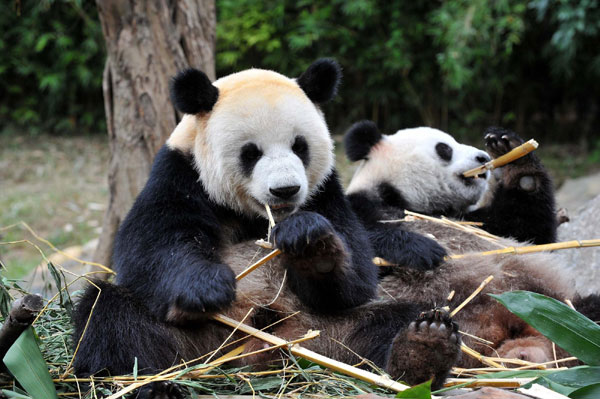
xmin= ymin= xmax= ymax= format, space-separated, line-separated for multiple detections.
xmin=556 ymin=194 xmax=600 ymax=296
xmin=556 ymin=171 xmax=600 ymax=212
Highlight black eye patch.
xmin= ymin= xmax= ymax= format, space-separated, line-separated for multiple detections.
xmin=292 ymin=135 xmax=310 ymax=166
xmin=240 ymin=142 xmax=263 ymax=176
xmin=435 ymin=142 xmax=453 ymax=162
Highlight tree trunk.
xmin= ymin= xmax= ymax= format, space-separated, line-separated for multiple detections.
xmin=93 ymin=0 xmax=216 ymax=269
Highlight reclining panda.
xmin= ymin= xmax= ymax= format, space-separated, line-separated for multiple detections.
xmin=343 ymin=121 xmax=600 ymax=366
xmin=72 ymin=61 xmax=461 ymax=396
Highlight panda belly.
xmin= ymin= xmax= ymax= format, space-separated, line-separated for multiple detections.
xmin=379 ymin=219 xmax=576 ymax=367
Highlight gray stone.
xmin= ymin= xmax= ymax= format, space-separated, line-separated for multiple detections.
xmin=556 ymin=194 xmax=600 ymax=296
xmin=556 ymin=171 xmax=600 ymax=212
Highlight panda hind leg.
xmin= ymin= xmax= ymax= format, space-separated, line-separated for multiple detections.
xmin=386 ymin=309 xmax=461 ymax=390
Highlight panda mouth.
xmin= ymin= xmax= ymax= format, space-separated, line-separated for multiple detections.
xmin=459 ymin=172 xmax=486 ymax=186
xmin=268 ymin=203 xmax=296 ymax=217
xmin=270 ymin=203 xmax=294 ymax=211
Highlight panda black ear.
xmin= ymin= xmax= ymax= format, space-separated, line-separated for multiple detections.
xmin=344 ymin=120 xmax=382 ymax=161
xmin=297 ymin=58 xmax=342 ymax=104
xmin=170 ymin=68 xmax=219 ymax=114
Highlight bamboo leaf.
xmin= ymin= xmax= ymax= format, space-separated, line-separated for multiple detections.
xmin=491 ymin=291 xmax=600 ymax=365
xmin=569 ymin=383 xmax=600 ymax=398
xmin=525 ymin=367 xmax=600 ymax=396
xmin=2 ymin=327 xmax=58 ymax=399
xmin=396 ymin=380 xmax=431 ymax=398
xmin=1 ymin=390 xmax=32 ymax=399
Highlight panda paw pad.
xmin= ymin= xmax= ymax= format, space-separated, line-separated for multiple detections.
xmin=408 ymin=309 xmax=460 ymax=345
xmin=484 ymin=128 xmax=524 ymax=159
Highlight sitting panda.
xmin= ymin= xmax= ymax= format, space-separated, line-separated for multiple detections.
xmin=343 ymin=121 xmax=600 ymax=367
xmin=72 ymin=61 xmax=460 ymax=395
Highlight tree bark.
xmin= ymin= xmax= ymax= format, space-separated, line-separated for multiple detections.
xmin=93 ymin=0 xmax=216 ymax=268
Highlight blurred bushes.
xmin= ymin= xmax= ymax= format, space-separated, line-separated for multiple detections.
xmin=1 ymin=0 xmax=598 ymax=143
xmin=217 ymin=0 xmax=600 ymax=142
xmin=0 ymin=0 xmax=105 ymax=135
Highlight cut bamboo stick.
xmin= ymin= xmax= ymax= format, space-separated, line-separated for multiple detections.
xmin=212 ymin=313 xmax=411 ymax=393
xmin=450 ymin=275 xmax=494 ymax=317
xmin=463 ymin=139 xmax=539 ymax=178
xmin=235 ymin=249 xmax=281 ymax=280
xmin=460 ymin=343 xmax=503 ymax=368
xmin=450 ymin=239 xmax=600 ymax=260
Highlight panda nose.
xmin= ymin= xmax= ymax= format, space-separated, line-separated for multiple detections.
xmin=270 ymin=185 xmax=300 ymax=199
xmin=476 ymin=154 xmax=490 ymax=164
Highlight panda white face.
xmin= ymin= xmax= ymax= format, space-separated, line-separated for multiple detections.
xmin=347 ymin=127 xmax=491 ymax=215
xmin=171 ymin=69 xmax=334 ymax=220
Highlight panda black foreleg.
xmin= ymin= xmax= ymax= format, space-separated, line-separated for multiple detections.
xmin=467 ymin=128 xmax=557 ymax=244
xmin=369 ymin=224 xmax=447 ymax=272
xmin=272 ymin=210 xmax=377 ymax=313
xmin=72 ymin=280 xmax=228 ymax=377
xmin=347 ymin=190 xmax=447 ymax=271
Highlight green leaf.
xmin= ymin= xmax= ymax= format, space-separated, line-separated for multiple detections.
xmin=570 ymin=383 xmax=600 ymax=398
xmin=525 ymin=367 xmax=600 ymax=396
xmin=3 ymin=327 xmax=58 ymax=399
xmin=1 ymin=390 xmax=32 ymax=399
xmin=491 ymin=291 xmax=600 ymax=365
xmin=396 ymin=379 xmax=431 ymax=398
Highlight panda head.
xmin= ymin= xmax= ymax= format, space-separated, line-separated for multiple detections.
xmin=344 ymin=121 xmax=491 ymax=215
xmin=166 ymin=59 xmax=341 ymax=220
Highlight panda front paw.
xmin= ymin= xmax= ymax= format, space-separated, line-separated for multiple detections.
xmin=484 ymin=127 xmax=525 ymax=159
xmin=372 ymin=228 xmax=447 ymax=271
xmin=167 ymin=262 xmax=236 ymax=323
xmin=272 ymin=211 xmax=347 ymax=274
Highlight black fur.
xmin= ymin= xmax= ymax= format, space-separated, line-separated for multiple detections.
xmin=573 ymin=293 xmax=600 ymax=324
xmin=240 ymin=142 xmax=263 ymax=177
xmin=73 ymin=145 xmax=378 ymax=375
xmin=435 ymin=142 xmax=453 ymax=162
xmin=169 ymin=68 xmax=219 ymax=114
xmin=348 ymin=189 xmax=448 ymax=272
xmin=297 ymin=58 xmax=341 ymax=104
xmin=343 ymin=120 xmax=382 ymax=161
xmin=292 ymin=135 xmax=310 ymax=167
xmin=465 ymin=127 xmax=557 ymax=244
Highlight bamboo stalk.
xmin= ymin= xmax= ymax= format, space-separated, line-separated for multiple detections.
xmin=373 ymin=239 xmax=600 ymax=266
xmin=212 ymin=314 xmax=411 ymax=393
xmin=450 ymin=239 xmax=600 ymax=260
xmin=463 ymin=139 xmax=539 ymax=178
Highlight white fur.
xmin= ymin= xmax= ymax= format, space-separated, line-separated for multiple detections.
xmin=347 ymin=127 xmax=490 ymax=214
xmin=170 ymin=69 xmax=334 ymax=220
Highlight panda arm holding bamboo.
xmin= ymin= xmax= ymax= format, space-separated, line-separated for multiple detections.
xmin=465 ymin=127 xmax=557 ymax=244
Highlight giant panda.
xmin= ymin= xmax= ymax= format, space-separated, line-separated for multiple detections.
xmin=342 ymin=122 xmax=600 ymax=367
xmin=72 ymin=61 xmax=460 ymax=396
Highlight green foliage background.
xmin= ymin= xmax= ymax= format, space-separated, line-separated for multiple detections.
xmin=1 ymin=0 xmax=599 ymax=142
